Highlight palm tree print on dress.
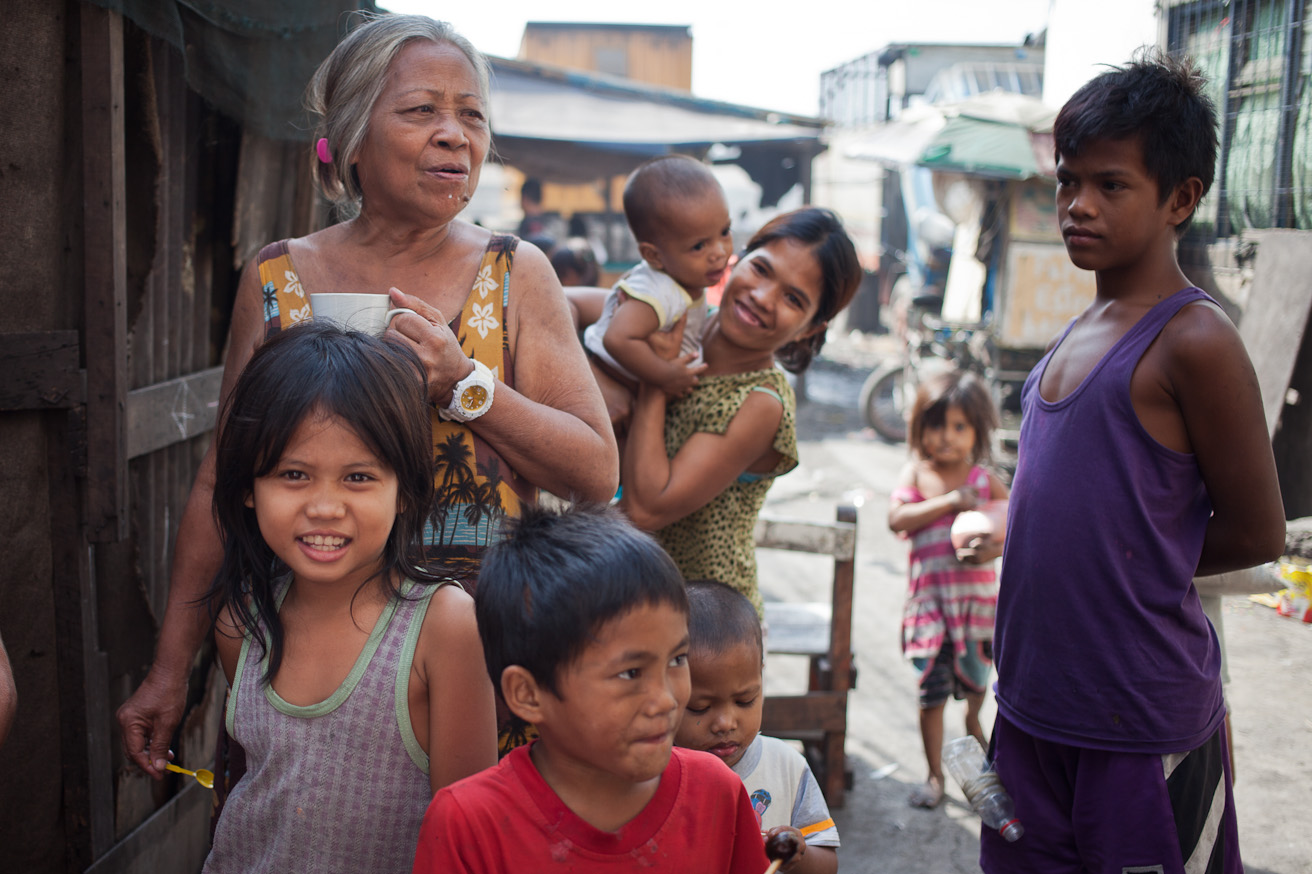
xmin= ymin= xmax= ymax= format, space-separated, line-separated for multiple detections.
xmin=427 ymin=441 xmax=510 ymax=549
xmin=429 ymin=432 xmax=474 ymax=545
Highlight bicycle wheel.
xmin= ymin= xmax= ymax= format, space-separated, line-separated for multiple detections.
xmin=861 ymin=363 xmax=907 ymax=443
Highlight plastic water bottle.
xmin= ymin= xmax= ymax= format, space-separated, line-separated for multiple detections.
xmin=942 ymin=736 xmax=1024 ymax=842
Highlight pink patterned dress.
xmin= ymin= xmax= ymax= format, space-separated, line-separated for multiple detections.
xmin=892 ymin=465 xmax=998 ymax=663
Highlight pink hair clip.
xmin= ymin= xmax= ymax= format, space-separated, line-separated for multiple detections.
xmin=315 ymin=137 xmax=333 ymax=164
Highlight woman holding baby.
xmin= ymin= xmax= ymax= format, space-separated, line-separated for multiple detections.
xmin=620 ymin=208 xmax=862 ymax=611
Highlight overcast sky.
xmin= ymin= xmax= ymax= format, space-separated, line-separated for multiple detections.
xmin=382 ymin=0 xmax=1052 ymax=117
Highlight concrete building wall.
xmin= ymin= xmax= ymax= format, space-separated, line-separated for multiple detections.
xmin=519 ymin=23 xmax=693 ymax=91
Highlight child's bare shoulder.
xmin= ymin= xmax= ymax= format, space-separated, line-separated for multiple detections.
xmin=419 ymin=582 xmax=477 ymax=639
xmin=1156 ymin=297 xmax=1248 ymax=380
xmin=412 ymin=582 xmax=480 ymax=672
xmin=895 ymin=460 xmax=921 ymax=489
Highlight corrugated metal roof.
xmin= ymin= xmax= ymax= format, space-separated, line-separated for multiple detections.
xmin=487 ymin=56 xmax=826 ymax=192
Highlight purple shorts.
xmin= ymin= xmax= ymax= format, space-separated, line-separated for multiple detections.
xmin=980 ymin=712 xmax=1241 ymax=874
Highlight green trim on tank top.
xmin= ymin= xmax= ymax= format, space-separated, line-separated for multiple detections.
xmin=394 ymin=578 xmax=459 ymax=773
xmin=252 ymin=576 xmax=401 ymax=719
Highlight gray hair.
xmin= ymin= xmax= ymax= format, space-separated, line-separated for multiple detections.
xmin=306 ymin=12 xmax=491 ymax=206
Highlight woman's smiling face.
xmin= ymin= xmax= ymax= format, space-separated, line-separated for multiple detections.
xmin=717 ymin=237 xmax=825 ymax=356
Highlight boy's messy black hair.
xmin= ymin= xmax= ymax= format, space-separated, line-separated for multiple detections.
xmin=686 ymin=580 xmax=763 ymax=664
xmin=1053 ymin=48 xmax=1217 ymax=233
xmin=476 ymin=503 xmax=688 ymax=721
xmin=208 ymin=322 xmax=443 ymax=684
xmin=909 ymin=367 xmax=998 ymax=466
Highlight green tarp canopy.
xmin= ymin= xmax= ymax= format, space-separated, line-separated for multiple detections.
xmin=920 ymin=114 xmax=1043 ymax=179
xmin=847 ymin=92 xmax=1057 ymax=181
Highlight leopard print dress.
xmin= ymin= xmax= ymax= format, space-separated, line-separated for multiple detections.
xmin=655 ymin=367 xmax=797 ymax=612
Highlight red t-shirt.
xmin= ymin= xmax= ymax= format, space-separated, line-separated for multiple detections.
xmin=413 ymin=744 xmax=769 ymax=873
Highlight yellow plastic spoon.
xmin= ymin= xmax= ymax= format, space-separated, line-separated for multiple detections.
xmin=165 ymin=762 xmax=215 ymax=789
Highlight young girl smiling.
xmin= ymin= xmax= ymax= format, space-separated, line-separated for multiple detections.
xmin=203 ymin=323 xmax=495 ymax=873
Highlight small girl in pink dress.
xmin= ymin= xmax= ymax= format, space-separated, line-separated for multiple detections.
xmin=888 ymin=368 xmax=1008 ymax=809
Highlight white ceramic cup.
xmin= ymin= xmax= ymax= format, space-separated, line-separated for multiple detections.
xmin=309 ymin=293 xmax=419 ymax=335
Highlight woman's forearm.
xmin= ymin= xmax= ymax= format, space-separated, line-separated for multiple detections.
xmin=470 ymin=383 xmax=619 ymax=502
xmin=117 ymin=453 xmax=224 ymax=775
xmin=447 ymin=248 xmax=619 ymax=502
xmin=154 ymin=499 xmax=223 ymax=677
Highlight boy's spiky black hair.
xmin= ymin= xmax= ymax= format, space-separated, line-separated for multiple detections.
xmin=475 ymin=502 xmax=688 ymax=733
xmin=1054 ymin=48 xmax=1218 ymax=233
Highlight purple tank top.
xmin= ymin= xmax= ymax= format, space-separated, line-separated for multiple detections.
xmin=994 ymin=287 xmax=1223 ymax=754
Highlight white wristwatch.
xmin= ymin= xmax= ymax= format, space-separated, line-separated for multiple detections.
xmin=437 ymin=358 xmax=495 ymax=422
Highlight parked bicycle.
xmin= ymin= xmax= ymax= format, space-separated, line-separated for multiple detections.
xmin=860 ymin=295 xmax=994 ymax=443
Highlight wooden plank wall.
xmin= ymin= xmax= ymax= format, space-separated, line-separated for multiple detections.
xmin=2 ymin=4 xmax=324 ymax=871
xmin=67 ymin=6 xmax=127 ymax=866
xmin=102 ymin=28 xmax=241 ymax=857
xmin=100 ymin=23 xmax=325 ymax=871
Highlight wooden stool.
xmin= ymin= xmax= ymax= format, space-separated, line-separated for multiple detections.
xmin=756 ymin=504 xmax=857 ymax=808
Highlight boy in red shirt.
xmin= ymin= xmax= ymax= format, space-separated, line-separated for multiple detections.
xmin=412 ymin=504 xmax=768 ymax=873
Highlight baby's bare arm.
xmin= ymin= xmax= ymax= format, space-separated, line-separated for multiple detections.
xmin=603 ymin=297 xmax=703 ymax=392
xmin=1169 ymin=306 xmax=1284 ymax=575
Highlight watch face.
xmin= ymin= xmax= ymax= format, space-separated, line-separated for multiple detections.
xmin=461 ymin=385 xmax=488 ymax=411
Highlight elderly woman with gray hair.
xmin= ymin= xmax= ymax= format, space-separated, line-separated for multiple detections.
xmin=118 ymin=13 xmax=616 ymax=782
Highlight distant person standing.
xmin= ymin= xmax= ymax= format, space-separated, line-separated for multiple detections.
xmin=516 ymin=177 xmax=551 ymax=244
xmin=888 ymin=369 xmax=1008 ymax=810
xmin=986 ymin=51 xmax=1284 ymax=873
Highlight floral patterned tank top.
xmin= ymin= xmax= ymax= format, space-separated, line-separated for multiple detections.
xmin=256 ymin=234 xmax=537 ymax=582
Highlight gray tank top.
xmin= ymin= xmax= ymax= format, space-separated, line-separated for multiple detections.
xmin=204 ymin=579 xmax=446 ymax=873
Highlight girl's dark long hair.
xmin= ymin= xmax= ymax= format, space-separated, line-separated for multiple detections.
xmin=743 ymin=207 xmax=862 ymax=373
xmin=207 ymin=322 xmax=444 ymax=683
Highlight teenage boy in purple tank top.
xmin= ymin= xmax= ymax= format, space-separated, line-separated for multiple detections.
xmin=984 ymin=51 xmax=1285 ymax=874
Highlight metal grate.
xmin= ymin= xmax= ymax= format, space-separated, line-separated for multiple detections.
xmin=1167 ymin=0 xmax=1310 ymax=239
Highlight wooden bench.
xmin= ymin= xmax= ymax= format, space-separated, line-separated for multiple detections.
xmin=755 ymin=504 xmax=858 ymax=808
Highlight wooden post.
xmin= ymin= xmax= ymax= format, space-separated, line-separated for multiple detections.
xmin=82 ymin=0 xmax=128 ymax=543
xmin=54 ymin=5 xmax=126 ymax=869
xmin=823 ymin=503 xmax=857 ymax=805
xmin=50 ymin=408 xmax=116 ymax=871
xmin=1273 ymin=0 xmax=1305 ymax=228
